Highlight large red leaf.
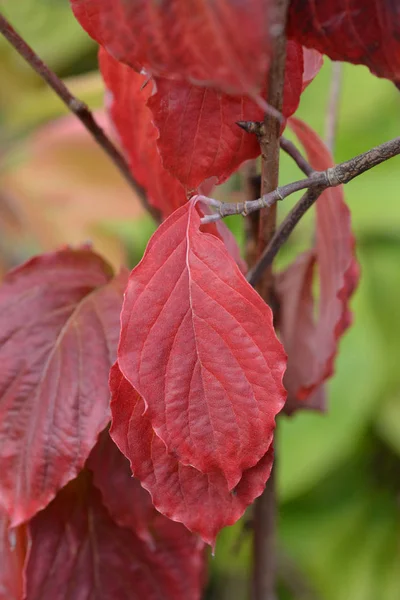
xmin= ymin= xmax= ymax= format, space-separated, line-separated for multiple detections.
xmin=25 ymin=470 xmax=205 ymax=600
xmin=110 ymin=364 xmax=274 ymax=547
xmin=0 ymin=248 xmax=127 ymax=526
xmin=276 ymin=119 xmax=359 ymax=404
xmin=117 ymin=199 xmax=286 ymax=489
xmin=148 ymin=41 xmax=305 ymax=191
xmin=288 ymin=0 xmax=400 ymax=86
xmin=0 ymin=514 xmax=25 ymax=600
xmin=87 ymin=430 xmax=155 ymax=545
xmin=72 ymin=0 xmax=271 ymax=95
xmin=99 ymin=48 xmax=187 ymax=218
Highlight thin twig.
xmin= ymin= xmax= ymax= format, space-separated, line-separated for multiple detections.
xmin=325 ymin=62 xmax=343 ymax=154
xmin=247 ymin=186 xmax=325 ymax=286
xmin=0 ymin=12 xmax=160 ymax=221
xmin=201 ymin=136 xmax=400 ymax=224
xmin=280 ymin=137 xmax=314 ymax=176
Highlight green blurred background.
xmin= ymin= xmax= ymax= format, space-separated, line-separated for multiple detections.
xmin=1 ymin=2 xmax=400 ymax=599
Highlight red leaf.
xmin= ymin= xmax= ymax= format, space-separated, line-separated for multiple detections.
xmin=117 ymin=199 xmax=286 ymax=489
xmin=0 ymin=248 xmax=127 ymax=525
xmin=72 ymin=0 xmax=272 ymax=95
xmin=99 ymin=48 xmax=187 ymax=218
xmin=288 ymin=0 xmax=400 ymax=86
xmin=0 ymin=514 xmax=26 ymax=600
xmin=110 ymin=364 xmax=274 ymax=547
xmin=87 ymin=430 xmax=155 ymax=545
xmin=148 ymin=41 xmax=306 ymax=191
xmin=276 ymin=119 xmax=359 ymax=404
xmin=25 ymin=470 xmax=205 ymax=600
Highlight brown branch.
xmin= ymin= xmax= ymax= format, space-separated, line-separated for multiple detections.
xmin=201 ymin=135 xmax=400 ymax=225
xmin=325 ymin=62 xmax=343 ymax=154
xmin=237 ymin=123 xmax=314 ymax=176
xmin=0 ymin=12 xmax=160 ymax=222
xmin=252 ymin=2 xmax=290 ymax=599
xmin=246 ymin=135 xmax=400 ymax=285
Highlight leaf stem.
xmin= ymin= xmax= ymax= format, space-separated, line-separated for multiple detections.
xmin=0 ymin=12 xmax=160 ymax=221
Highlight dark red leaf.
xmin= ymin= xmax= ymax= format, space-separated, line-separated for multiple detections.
xmin=0 ymin=248 xmax=127 ymax=525
xmin=148 ymin=41 xmax=306 ymax=191
xmin=276 ymin=119 xmax=359 ymax=405
xmin=87 ymin=430 xmax=155 ymax=545
xmin=25 ymin=470 xmax=205 ymax=600
xmin=110 ymin=364 xmax=274 ymax=547
xmin=117 ymin=198 xmax=286 ymax=490
xmin=72 ymin=0 xmax=272 ymax=95
xmin=0 ymin=514 xmax=25 ymax=600
xmin=288 ymin=0 xmax=400 ymax=86
xmin=99 ymin=48 xmax=187 ymax=217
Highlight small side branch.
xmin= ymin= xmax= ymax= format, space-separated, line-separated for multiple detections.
xmin=0 ymin=12 xmax=160 ymax=221
xmin=201 ymin=135 xmax=400 ymax=225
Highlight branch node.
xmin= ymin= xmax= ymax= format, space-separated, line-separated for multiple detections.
xmin=236 ymin=120 xmax=265 ymax=137
xmin=326 ymin=167 xmax=342 ymax=187
xmin=241 ymin=201 xmax=250 ymax=217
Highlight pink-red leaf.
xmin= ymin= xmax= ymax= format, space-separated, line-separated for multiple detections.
xmin=276 ymin=119 xmax=359 ymax=404
xmin=87 ymin=430 xmax=155 ymax=545
xmin=148 ymin=42 xmax=306 ymax=191
xmin=25 ymin=470 xmax=205 ymax=600
xmin=99 ymin=48 xmax=187 ymax=217
xmin=288 ymin=0 xmax=400 ymax=86
xmin=110 ymin=364 xmax=274 ymax=547
xmin=117 ymin=199 xmax=286 ymax=489
xmin=72 ymin=0 xmax=272 ymax=95
xmin=0 ymin=248 xmax=127 ymax=526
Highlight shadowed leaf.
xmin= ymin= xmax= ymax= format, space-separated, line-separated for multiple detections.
xmin=0 ymin=248 xmax=127 ymax=525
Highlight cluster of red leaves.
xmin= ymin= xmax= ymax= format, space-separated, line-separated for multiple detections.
xmin=99 ymin=43 xmax=321 ymax=213
xmin=111 ymin=199 xmax=287 ymax=545
xmin=73 ymin=0 xmax=400 ymax=90
xmin=0 ymin=249 xmax=205 ymax=599
xmin=0 ymin=0 xmax=375 ymax=596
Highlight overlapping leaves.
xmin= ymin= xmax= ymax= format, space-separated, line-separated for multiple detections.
xmin=72 ymin=0 xmax=272 ymax=95
xmin=25 ymin=433 xmax=205 ymax=600
xmin=148 ymin=41 xmax=308 ymax=192
xmin=111 ymin=364 xmax=275 ymax=547
xmin=111 ymin=199 xmax=286 ymax=544
xmin=100 ymin=44 xmax=321 ymax=207
xmin=99 ymin=49 xmax=187 ymax=217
